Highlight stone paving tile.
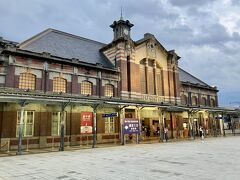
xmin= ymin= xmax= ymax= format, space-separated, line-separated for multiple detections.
xmin=0 ymin=136 xmax=240 ymax=179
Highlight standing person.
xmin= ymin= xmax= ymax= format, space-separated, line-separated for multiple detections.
xmin=199 ymin=125 xmax=204 ymax=142
xmin=142 ymin=126 xmax=146 ymax=140
xmin=146 ymin=127 xmax=151 ymax=139
xmin=157 ymin=126 xmax=160 ymax=136
xmin=164 ymin=127 xmax=168 ymax=142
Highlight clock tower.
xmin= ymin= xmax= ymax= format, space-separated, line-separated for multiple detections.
xmin=110 ymin=17 xmax=134 ymax=41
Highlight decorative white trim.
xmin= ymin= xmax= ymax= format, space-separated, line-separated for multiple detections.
xmin=49 ymin=72 xmax=71 ymax=82
xmin=15 ymin=67 xmax=42 ymax=78
xmin=78 ymin=76 xmax=96 ymax=85
xmin=102 ymin=79 xmax=117 ymax=86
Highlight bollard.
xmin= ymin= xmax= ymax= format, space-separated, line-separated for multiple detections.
xmin=26 ymin=138 xmax=29 ymax=152
xmin=86 ymin=135 xmax=88 ymax=147
xmin=115 ymin=134 xmax=117 ymax=145
xmin=7 ymin=140 xmax=10 ymax=153
xmin=67 ymin=136 xmax=70 ymax=148
xmin=51 ymin=137 xmax=54 ymax=151
xmin=79 ymin=135 xmax=81 ymax=147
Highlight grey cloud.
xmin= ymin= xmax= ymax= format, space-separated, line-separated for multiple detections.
xmin=169 ymin=0 xmax=215 ymax=7
xmin=178 ymin=45 xmax=240 ymax=92
xmin=231 ymin=0 xmax=240 ymax=6
xmin=125 ymin=0 xmax=170 ymax=18
xmin=193 ymin=24 xmax=231 ymax=45
xmin=232 ymin=32 xmax=240 ymax=40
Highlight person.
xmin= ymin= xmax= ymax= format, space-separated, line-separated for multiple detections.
xmin=146 ymin=127 xmax=151 ymax=138
xmin=199 ymin=125 xmax=204 ymax=141
xmin=142 ymin=126 xmax=146 ymax=140
xmin=129 ymin=134 xmax=133 ymax=141
xmin=164 ymin=127 xmax=168 ymax=142
xmin=157 ymin=126 xmax=160 ymax=136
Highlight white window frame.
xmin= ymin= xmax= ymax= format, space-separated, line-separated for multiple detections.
xmin=105 ymin=117 xmax=115 ymax=134
xmin=51 ymin=112 xmax=66 ymax=136
xmin=16 ymin=111 xmax=34 ymax=137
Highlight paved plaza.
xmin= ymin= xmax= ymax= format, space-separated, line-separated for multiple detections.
xmin=0 ymin=136 xmax=239 ymax=180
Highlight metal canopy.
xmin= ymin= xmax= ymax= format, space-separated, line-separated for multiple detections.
xmin=0 ymin=88 xmax=237 ymax=113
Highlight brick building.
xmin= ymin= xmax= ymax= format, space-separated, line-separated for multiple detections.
xmin=0 ymin=18 xmax=231 ymax=153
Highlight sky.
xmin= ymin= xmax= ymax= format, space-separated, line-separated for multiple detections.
xmin=0 ymin=0 xmax=239 ymax=107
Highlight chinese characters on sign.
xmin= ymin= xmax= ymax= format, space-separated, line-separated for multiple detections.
xmin=123 ymin=118 xmax=140 ymax=134
xmin=80 ymin=112 xmax=93 ymax=134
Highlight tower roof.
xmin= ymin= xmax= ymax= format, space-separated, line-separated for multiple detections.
xmin=110 ymin=19 xmax=134 ymax=29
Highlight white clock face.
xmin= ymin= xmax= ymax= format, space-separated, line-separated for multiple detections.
xmin=124 ymin=29 xmax=129 ymax=35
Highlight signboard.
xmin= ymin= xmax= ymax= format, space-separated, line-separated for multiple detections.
xmin=102 ymin=112 xmax=118 ymax=118
xmin=123 ymin=118 xmax=140 ymax=134
xmin=80 ymin=112 xmax=93 ymax=134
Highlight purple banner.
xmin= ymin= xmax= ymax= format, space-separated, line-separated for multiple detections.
xmin=123 ymin=118 xmax=140 ymax=134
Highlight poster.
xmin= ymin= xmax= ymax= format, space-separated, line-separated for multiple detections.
xmin=123 ymin=118 xmax=140 ymax=134
xmin=80 ymin=112 xmax=93 ymax=134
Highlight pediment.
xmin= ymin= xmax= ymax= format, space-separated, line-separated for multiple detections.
xmin=135 ymin=34 xmax=180 ymax=69
xmin=135 ymin=34 xmax=168 ymax=57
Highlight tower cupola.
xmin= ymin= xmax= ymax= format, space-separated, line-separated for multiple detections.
xmin=110 ymin=18 xmax=134 ymax=41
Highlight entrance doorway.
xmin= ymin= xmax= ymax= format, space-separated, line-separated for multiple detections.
xmin=141 ymin=118 xmax=159 ymax=141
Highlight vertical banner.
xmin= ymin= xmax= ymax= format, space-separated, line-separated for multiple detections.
xmin=80 ymin=112 xmax=93 ymax=134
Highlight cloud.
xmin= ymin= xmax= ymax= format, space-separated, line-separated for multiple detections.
xmin=231 ymin=0 xmax=240 ymax=6
xmin=169 ymin=0 xmax=215 ymax=7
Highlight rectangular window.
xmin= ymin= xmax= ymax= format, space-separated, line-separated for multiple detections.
xmin=127 ymin=56 xmax=131 ymax=92
xmin=105 ymin=117 xmax=115 ymax=133
xmin=140 ymin=65 xmax=146 ymax=94
xmin=148 ymin=67 xmax=154 ymax=95
xmin=157 ymin=72 xmax=163 ymax=96
xmin=51 ymin=112 xmax=66 ymax=136
xmin=16 ymin=111 xmax=34 ymax=137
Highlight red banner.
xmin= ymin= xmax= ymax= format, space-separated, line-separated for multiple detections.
xmin=80 ymin=112 xmax=93 ymax=134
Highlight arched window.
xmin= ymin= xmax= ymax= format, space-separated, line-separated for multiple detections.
xmin=210 ymin=98 xmax=215 ymax=107
xmin=53 ymin=77 xmax=66 ymax=93
xmin=181 ymin=95 xmax=188 ymax=105
xmin=81 ymin=81 xmax=92 ymax=95
xmin=105 ymin=84 xmax=114 ymax=97
xmin=192 ymin=96 xmax=198 ymax=106
xmin=201 ymin=97 xmax=207 ymax=106
xmin=19 ymin=72 xmax=36 ymax=90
